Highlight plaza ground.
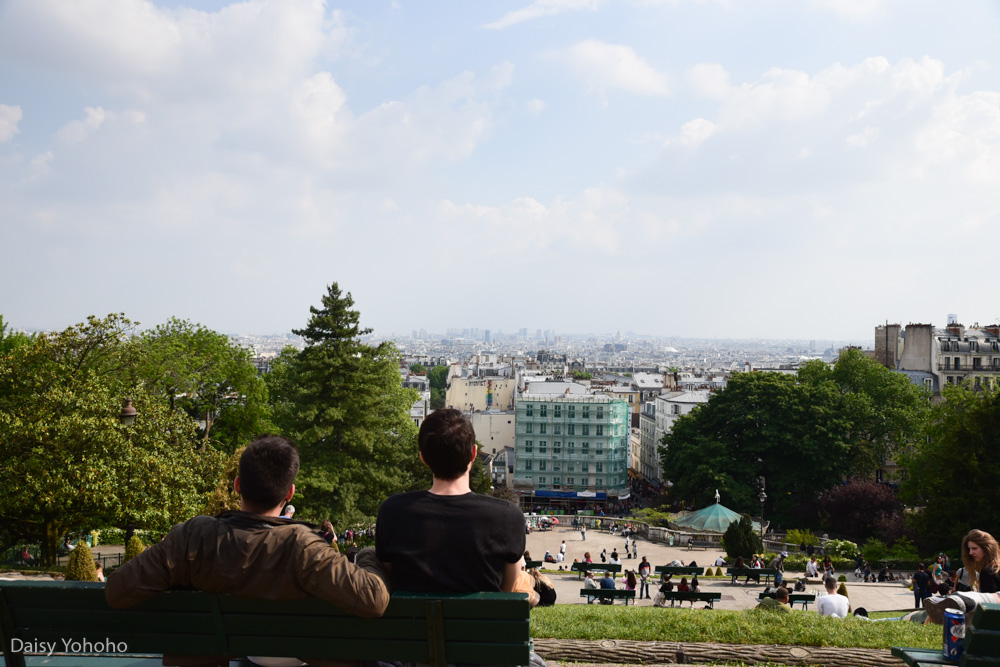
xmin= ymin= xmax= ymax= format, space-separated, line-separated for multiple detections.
xmin=527 ymin=523 xmax=917 ymax=612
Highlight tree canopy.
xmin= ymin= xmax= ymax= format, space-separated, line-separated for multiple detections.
xmin=0 ymin=314 xmax=226 ymax=563
xmin=266 ymin=283 xmax=420 ymax=524
xmin=660 ymin=350 xmax=928 ymax=527
xmin=899 ymin=383 xmax=1000 ymax=550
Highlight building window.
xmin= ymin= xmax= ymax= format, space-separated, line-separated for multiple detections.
xmin=524 ymin=440 xmax=532 ymax=453
xmin=974 ymin=358 xmax=982 ymax=369
xmin=975 ymin=376 xmax=982 ymax=387
xmin=539 ymin=423 xmax=547 ymax=434
xmin=582 ymin=442 xmax=589 ymax=452
xmin=567 ymin=424 xmax=575 ymax=435
xmin=567 ymin=477 xmax=574 ymax=486
xmin=947 ymin=376 xmax=954 ymax=384
xmin=568 ymin=406 xmax=575 ymax=419
xmin=582 ymin=407 xmax=590 ymax=419
xmin=945 ymin=358 xmax=951 ymax=369
xmin=582 ymin=425 xmax=589 ymax=436
xmin=596 ymin=462 xmax=603 ymax=472
xmin=525 ymin=404 xmax=533 ymax=417
xmin=553 ymin=442 xmax=561 ymax=454
xmin=525 ymin=423 xmax=532 ymax=434
xmin=525 ymin=460 xmax=532 ymax=471
xmin=596 ymin=406 xmax=604 ymax=420
xmin=539 ymin=440 xmax=547 ymax=453
xmin=538 ymin=476 xmax=545 ymax=485
xmin=568 ymin=441 xmax=575 ymax=451
xmin=553 ymin=477 xmax=560 ymax=485
xmin=596 ymin=425 xmax=604 ymax=436
xmin=955 ymin=357 xmax=961 ymax=370
xmin=539 ymin=461 xmax=546 ymax=471
xmin=582 ymin=462 xmax=589 ymax=472
xmin=554 ymin=424 xmax=561 ymax=435
xmin=554 ymin=405 xmax=561 ymax=418
xmin=672 ymin=404 xmax=680 ymax=414
xmin=540 ymin=404 xmax=547 ymax=417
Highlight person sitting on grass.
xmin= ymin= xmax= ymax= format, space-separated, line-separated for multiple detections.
xmin=756 ymin=586 xmax=791 ymax=613
xmin=817 ymin=576 xmax=850 ymax=618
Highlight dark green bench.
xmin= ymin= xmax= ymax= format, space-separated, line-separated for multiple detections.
xmin=659 ymin=591 xmax=722 ymax=609
xmin=654 ymin=565 xmax=704 ymax=577
xmin=892 ymin=602 xmax=1000 ymax=667
xmin=524 ymin=560 xmax=542 ymax=569
xmin=726 ymin=567 xmax=779 ymax=585
xmin=579 ymin=588 xmax=635 ymax=605
xmin=757 ymin=592 xmax=816 ymax=610
xmin=571 ymin=562 xmax=622 ymax=579
xmin=0 ymin=580 xmax=530 ymax=667
xmin=686 ymin=540 xmax=714 ymax=551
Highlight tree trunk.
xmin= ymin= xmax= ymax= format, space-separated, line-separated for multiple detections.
xmin=41 ymin=516 xmax=64 ymax=567
xmin=531 ymin=639 xmax=900 ymax=667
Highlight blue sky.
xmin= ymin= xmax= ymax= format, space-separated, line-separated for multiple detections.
xmin=2 ymin=0 xmax=1000 ymax=340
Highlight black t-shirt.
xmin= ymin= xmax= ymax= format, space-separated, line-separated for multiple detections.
xmin=375 ymin=491 xmax=526 ymax=593
xmin=980 ymin=566 xmax=1000 ymax=593
xmin=912 ymin=570 xmax=931 ymax=594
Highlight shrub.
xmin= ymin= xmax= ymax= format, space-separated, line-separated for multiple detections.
xmin=837 ymin=581 xmax=849 ymax=597
xmin=723 ymin=515 xmax=762 ymax=560
xmin=787 ymin=528 xmax=819 ymax=546
xmin=886 ymin=537 xmax=919 ymax=561
xmin=123 ymin=535 xmax=144 ymax=564
xmin=715 ymin=567 xmax=723 ymax=576
xmin=837 ymin=574 xmax=847 ymax=582
xmin=824 ymin=539 xmax=859 ymax=559
xmin=861 ymin=538 xmax=888 ymax=564
xmin=65 ymin=542 xmax=97 ymax=582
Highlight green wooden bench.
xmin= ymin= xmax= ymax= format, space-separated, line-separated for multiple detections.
xmin=659 ymin=591 xmax=722 ymax=609
xmin=570 ymin=562 xmax=622 ymax=580
xmin=654 ymin=565 xmax=704 ymax=577
xmin=524 ymin=560 xmax=542 ymax=569
xmin=0 ymin=580 xmax=530 ymax=667
xmin=726 ymin=567 xmax=779 ymax=585
xmin=686 ymin=540 xmax=714 ymax=551
xmin=579 ymin=588 xmax=635 ymax=605
xmin=892 ymin=602 xmax=1000 ymax=667
xmin=757 ymin=592 xmax=816 ymax=610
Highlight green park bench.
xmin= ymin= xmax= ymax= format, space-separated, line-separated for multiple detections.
xmin=757 ymin=591 xmax=817 ymax=610
xmin=524 ymin=560 xmax=543 ymax=569
xmin=686 ymin=540 xmax=714 ymax=551
xmin=892 ymin=602 xmax=1000 ymax=667
xmin=571 ymin=562 xmax=622 ymax=579
xmin=659 ymin=591 xmax=722 ymax=609
xmin=726 ymin=567 xmax=779 ymax=585
xmin=579 ymin=588 xmax=636 ymax=605
xmin=654 ymin=565 xmax=704 ymax=577
xmin=0 ymin=580 xmax=530 ymax=667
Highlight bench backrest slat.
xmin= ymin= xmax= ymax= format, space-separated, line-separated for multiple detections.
xmin=0 ymin=581 xmax=530 ymax=666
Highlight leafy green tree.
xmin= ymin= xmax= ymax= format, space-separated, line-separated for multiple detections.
xmin=0 ymin=315 xmax=225 ymax=564
xmin=661 ymin=371 xmax=853 ymax=525
xmin=427 ymin=365 xmax=449 ymax=409
xmin=900 ymin=384 xmax=1000 ymax=550
xmin=138 ymin=318 xmax=270 ymax=453
xmin=0 ymin=315 xmax=32 ymax=356
xmin=722 ymin=515 xmax=762 ymax=560
xmin=470 ymin=455 xmax=493 ymax=495
xmin=268 ymin=283 xmax=420 ymax=524
xmin=409 ymin=363 xmax=427 ymax=374
xmin=799 ymin=349 xmax=929 ymax=475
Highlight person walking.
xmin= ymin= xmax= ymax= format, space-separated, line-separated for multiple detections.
xmin=580 ymin=522 xmax=586 ymax=541
xmin=638 ymin=556 xmax=651 ymax=599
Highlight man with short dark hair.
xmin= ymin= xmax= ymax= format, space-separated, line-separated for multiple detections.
xmin=106 ymin=434 xmax=389 ymax=618
xmin=376 ymin=408 xmax=536 ymax=600
xmin=756 ymin=586 xmax=791 ymax=613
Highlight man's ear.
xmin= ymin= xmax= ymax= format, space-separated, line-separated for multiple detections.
xmin=234 ymin=476 xmax=241 ymax=495
xmin=284 ymin=484 xmax=295 ymax=502
xmin=419 ymin=451 xmax=428 ymax=467
xmin=470 ymin=443 xmax=478 ymax=463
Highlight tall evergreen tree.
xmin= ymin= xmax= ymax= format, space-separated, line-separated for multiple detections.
xmin=271 ymin=283 xmax=420 ymax=524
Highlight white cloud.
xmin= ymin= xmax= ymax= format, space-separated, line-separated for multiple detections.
xmin=846 ymin=126 xmax=878 ymax=148
xmin=484 ymin=0 xmax=601 ymax=29
xmin=687 ymin=63 xmax=730 ymax=100
xmin=526 ymin=98 xmax=547 ymax=115
xmin=671 ymin=118 xmax=717 ymax=147
xmin=555 ymin=40 xmax=669 ymax=98
xmin=56 ymin=107 xmax=108 ymax=143
xmin=0 ymin=104 xmax=23 ymax=141
xmin=811 ymin=0 xmax=893 ymax=21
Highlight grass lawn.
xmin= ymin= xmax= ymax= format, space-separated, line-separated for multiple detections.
xmin=531 ymin=605 xmax=939 ymax=650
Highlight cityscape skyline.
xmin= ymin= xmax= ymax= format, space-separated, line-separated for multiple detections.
xmin=3 ymin=1 xmax=1000 ymax=340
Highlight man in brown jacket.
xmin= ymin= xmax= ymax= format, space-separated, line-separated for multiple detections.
xmin=106 ymin=434 xmax=389 ymax=619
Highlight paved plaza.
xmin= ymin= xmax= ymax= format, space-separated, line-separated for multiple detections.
xmin=527 ymin=523 xmax=918 ymax=612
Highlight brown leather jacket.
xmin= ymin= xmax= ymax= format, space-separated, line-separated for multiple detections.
xmin=105 ymin=511 xmax=390 ymax=618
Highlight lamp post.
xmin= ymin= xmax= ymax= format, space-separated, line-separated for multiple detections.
xmin=758 ymin=489 xmax=767 ymax=545
xmin=120 ymin=398 xmax=138 ymax=542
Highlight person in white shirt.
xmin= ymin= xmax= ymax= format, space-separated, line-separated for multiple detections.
xmin=806 ymin=557 xmax=819 ymax=578
xmin=714 ymin=556 xmax=726 ymax=567
xmin=817 ymin=576 xmax=850 ymax=618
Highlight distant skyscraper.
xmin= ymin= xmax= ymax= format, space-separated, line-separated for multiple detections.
xmin=485 ymin=329 xmax=491 ymax=343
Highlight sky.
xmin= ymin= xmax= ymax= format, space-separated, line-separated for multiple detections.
xmin=2 ymin=0 xmax=1000 ymax=341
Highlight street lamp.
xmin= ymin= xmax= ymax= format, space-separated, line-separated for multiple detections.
xmin=757 ymin=489 xmax=767 ymax=544
xmin=120 ymin=398 xmax=138 ymax=542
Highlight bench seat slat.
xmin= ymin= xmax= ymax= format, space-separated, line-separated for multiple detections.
xmin=964 ymin=627 xmax=1000 ymax=657
xmin=221 ymin=616 xmax=528 ymax=642
xmin=12 ymin=609 xmax=214 ymax=634
xmin=971 ymin=603 xmax=1000 ymax=631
